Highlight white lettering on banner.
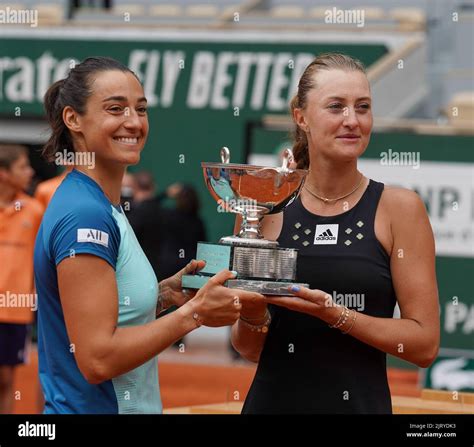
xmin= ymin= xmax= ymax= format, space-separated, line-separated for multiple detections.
xmin=359 ymin=159 xmax=474 ymax=257
xmin=267 ymin=53 xmax=291 ymax=111
xmin=232 ymin=52 xmax=254 ymax=107
xmin=0 ymin=54 xmax=77 ymax=102
xmin=186 ymin=51 xmax=214 ymax=108
xmin=161 ymin=51 xmax=184 ymax=107
xmin=288 ymin=53 xmax=315 ymax=100
xmin=5 ymin=57 xmax=34 ymax=102
xmin=129 ymin=50 xmax=159 ymax=106
xmin=128 ymin=49 xmax=185 ymax=108
xmin=1 ymin=50 xmax=313 ymax=111
xmin=250 ymin=52 xmax=273 ymax=110
xmin=36 ymin=52 xmax=58 ymax=101
xmin=186 ymin=51 xmax=313 ymax=110
xmin=211 ymin=51 xmax=234 ymax=109
xmin=445 ymin=302 xmax=474 ymax=334
xmin=55 ymin=58 xmax=75 ymax=84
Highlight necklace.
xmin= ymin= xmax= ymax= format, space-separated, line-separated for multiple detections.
xmin=304 ymin=173 xmax=365 ymax=203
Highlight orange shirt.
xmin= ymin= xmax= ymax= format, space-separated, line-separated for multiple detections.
xmin=0 ymin=193 xmax=43 ymax=324
xmin=34 ymin=172 xmax=68 ymax=210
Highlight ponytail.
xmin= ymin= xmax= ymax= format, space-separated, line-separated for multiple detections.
xmin=289 ymin=95 xmax=309 ymax=169
xmin=42 ymin=79 xmax=72 ymax=162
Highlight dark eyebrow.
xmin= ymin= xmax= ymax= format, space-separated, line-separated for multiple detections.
xmin=102 ymin=96 xmax=148 ymax=103
xmin=326 ymin=96 xmax=371 ymax=102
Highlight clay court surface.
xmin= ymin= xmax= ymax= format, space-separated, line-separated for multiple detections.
xmin=12 ymin=343 xmax=420 ymax=413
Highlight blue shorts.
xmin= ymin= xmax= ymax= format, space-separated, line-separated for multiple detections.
xmin=0 ymin=323 xmax=29 ymax=366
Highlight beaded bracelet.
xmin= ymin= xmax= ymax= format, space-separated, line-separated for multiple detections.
xmin=240 ymin=311 xmax=268 ymax=323
xmin=342 ymin=309 xmax=357 ymax=335
xmin=330 ymin=306 xmax=350 ymax=329
xmin=336 ymin=307 xmax=350 ymax=329
xmin=329 ymin=305 xmax=345 ymax=328
xmin=239 ymin=310 xmax=272 ymax=333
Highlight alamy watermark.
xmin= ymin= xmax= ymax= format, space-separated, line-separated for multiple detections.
xmin=0 ymin=7 xmax=38 ymax=27
xmin=325 ymin=291 xmax=365 ymax=311
xmin=0 ymin=292 xmax=38 ymax=312
xmin=18 ymin=422 xmax=55 ymax=441
xmin=325 ymin=7 xmax=365 ymax=28
xmin=380 ymin=149 xmax=421 ymax=170
xmin=217 ymin=197 xmax=258 ymax=213
xmin=55 ymin=150 xmax=96 ymax=169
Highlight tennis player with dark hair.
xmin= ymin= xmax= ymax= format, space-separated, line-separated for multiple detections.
xmin=34 ymin=56 xmax=264 ymax=414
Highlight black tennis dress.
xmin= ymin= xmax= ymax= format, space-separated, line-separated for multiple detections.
xmin=242 ymin=180 xmax=397 ymax=414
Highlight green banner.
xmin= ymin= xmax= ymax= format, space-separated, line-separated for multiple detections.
xmin=0 ymin=37 xmax=386 ymax=116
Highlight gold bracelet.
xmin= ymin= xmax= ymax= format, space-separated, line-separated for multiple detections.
xmin=330 ymin=306 xmax=349 ymax=329
xmin=240 ymin=311 xmax=268 ymax=323
xmin=337 ymin=307 xmax=350 ymax=329
xmin=329 ymin=305 xmax=345 ymax=328
xmin=239 ymin=310 xmax=271 ymax=333
xmin=342 ymin=309 xmax=357 ymax=335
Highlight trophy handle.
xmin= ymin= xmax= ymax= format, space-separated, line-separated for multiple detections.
xmin=280 ymin=148 xmax=294 ymax=172
xmin=220 ymin=147 xmax=230 ymax=164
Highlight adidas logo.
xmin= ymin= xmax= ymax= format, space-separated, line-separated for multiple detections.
xmin=314 ymin=224 xmax=339 ymax=245
xmin=317 ymin=229 xmax=334 ymax=239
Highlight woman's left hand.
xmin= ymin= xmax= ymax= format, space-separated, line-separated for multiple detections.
xmin=265 ymin=286 xmax=339 ymax=324
xmin=158 ymin=260 xmax=206 ymax=312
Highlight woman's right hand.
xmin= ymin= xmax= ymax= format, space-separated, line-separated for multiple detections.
xmin=185 ymin=270 xmax=265 ymax=327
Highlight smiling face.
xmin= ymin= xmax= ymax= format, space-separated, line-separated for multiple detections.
xmin=64 ymin=70 xmax=148 ymax=167
xmin=294 ymin=69 xmax=373 ymax=164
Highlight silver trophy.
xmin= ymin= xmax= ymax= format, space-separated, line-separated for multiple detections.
xmin=182 ymin=147 xmax=308 ymax=295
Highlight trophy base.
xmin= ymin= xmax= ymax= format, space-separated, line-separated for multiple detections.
xmin=220 ymin=236 xmax=278 ymax=248
xmin=181 ymin=274 xmax=308 ymax=296
xmin=181 ymin=241 xmax=306 ymax=296
xmin=227 ymin=279 xmax=308 ymax=296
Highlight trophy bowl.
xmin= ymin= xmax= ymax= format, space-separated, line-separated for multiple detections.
xmin=182 ymin=147 xmax=309 ymax=295
xmin=202 ymin=147 xmax=307 ymax=246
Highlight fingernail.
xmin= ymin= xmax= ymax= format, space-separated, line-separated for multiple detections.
xmin=231 ymin=270 xmax=238 ymax=276
xmin=291 ymin=285 xmax=300 ymax=292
